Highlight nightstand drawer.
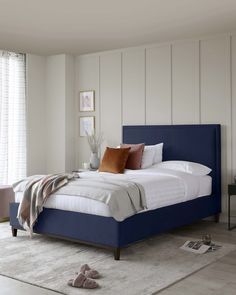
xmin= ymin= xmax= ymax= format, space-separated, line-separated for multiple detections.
xmin=228 ymin=184 xmax=236 ymax=195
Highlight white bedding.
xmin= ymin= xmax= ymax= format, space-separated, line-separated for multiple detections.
xmin=15 ymin=167 xmax=212 ymax=221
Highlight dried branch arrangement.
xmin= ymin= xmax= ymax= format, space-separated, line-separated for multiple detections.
xmin=86 ymin=131 xmax=103 ymax=153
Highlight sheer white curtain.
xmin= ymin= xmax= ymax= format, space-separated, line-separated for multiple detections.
xmin=0 ymin=51 xmax=27 ymax=185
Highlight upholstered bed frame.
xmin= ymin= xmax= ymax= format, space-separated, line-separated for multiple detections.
xmin=10 ymin=124 xmax=221 ymax=260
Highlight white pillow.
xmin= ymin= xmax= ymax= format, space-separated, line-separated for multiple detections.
xmin=141 ymin=146 xmax=156 ymax=169
xmin=153 ymin=143 xmax=163 ymax=164
xmin=156 ymin=161 xmax=211 ymax=176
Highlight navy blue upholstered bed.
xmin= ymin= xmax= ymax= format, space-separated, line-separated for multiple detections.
xmin=10 ymin=124 xmax=221 ymax=260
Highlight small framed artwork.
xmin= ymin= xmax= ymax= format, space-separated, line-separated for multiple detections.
xmin=80 ymin=116 xmax=95 ymax=137
xmin=79 ymin=90 xmax=95 ymax=112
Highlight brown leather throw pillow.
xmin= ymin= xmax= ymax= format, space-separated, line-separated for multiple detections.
xmin=120 ymin=143 xmax=145 ymax=169
xmin=99 ymin=147 xmax=131 ymax=174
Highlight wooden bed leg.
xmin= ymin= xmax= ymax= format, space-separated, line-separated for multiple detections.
xmin=11 ymin=227 xmax=17 ymax=237
xmin=114 ymin=248 xmax=120 ymax=260
xmin=214 ymin=213 xmax=220 ymax=223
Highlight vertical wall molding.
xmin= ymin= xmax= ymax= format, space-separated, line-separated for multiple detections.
xmin=100 ymin=52 xmax=122 ymax=150
xmin=232 ymin=34 xmax=236 ymax=187
xmin=122 ymin=49 xmax=145 ymax=125
xmin=146 ymin=45 xmax=172 ymax=124
xmin=199 ymin=40 xmax=202 ymax=123
xmin=144 ymin=48 xmax=147 ymax=125
xmin=76 ymin=55 xmax=100 ymax=167
xmin=121 ymin=52 xmax=123 ymax=126
xmin=231 ymin=34 xmax=236 ymax=217
xmin=172 ymin=40 xmax=200 ymax=124
xmin=170 ymin=44 xmax=173 ymax=124
xmin=225 ymin=35 xmax=232 ymax=187
xmin=98 ymin=55 xmax=101 ymax=134
xmin=200 ymin=35 xmax=232 ymax=212
xmin=226 ymin=34 xmax=233 ymax=208
xmin=230 ymin=35 xmax=233 ymax=182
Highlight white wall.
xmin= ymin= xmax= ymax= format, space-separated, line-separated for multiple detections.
xmin=146 ymin=45 xmax=171 ymax=124
xmin=26 ymin=54 xmax=76 ymax=175
xmin=26 ymin=54 xmax=75 ymax=175
xmin=26 ymin=54 xmax=47 ymax=175
xmin=65 ymin=55 xmax=75 ymax=172
xmin=76 ymin=33 xmax=236 ymax=219
xmin=46 ymin=54 xmax=76 ymax=173
xmin=76 ymin=55 xmax=100 ymax=166
xmin=122 ymin=49 xmax=145 ymax=125
xmin=100 ymin=53 xmax=122 ymax=149
xmin=46 ymin=55 xmax=66 ymax=173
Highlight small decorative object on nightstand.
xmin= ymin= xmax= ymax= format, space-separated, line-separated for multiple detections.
xmin=228 ymin=183 xmax=236 ymax=230
xmin=83 ymin=162 xmax=90 ymax=170
xmin=86 ymin=131 xmax=103 ymax=170
xmin=72 ymin=169 xmax=96 ymax=178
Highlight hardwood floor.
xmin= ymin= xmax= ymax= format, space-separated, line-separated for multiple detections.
xmin=0 ymin=220 xmax=236 ymax=294
xmin=0 ymin=275 xmax=59 ymax=295
xmin=157 ymin=221 xmax=236 ymax=295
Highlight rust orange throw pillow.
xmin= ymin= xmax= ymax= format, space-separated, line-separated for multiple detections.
xmin=99 ymin=147 xmax=131 ymax=174
xmin=120 ymin=143 xmax=145 ymax=169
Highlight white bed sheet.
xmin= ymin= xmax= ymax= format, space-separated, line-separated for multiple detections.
xmin=15 ymin=168 xmax=212 ymax=220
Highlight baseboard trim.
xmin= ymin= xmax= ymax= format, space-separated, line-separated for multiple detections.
xmin=0 ymin=217 xmax=9 ymax=223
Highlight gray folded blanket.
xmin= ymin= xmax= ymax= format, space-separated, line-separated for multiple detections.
xmin=13 ymin=174 xmax=73 ymax=235
xmin=13 ymin=173 xmax=147 ymax=235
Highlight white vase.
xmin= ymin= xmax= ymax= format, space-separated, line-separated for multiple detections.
xmin=90 ymin=152 xmax=100 ymax=169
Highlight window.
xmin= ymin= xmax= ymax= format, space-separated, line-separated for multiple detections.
xmin=0 ymin=51 xmax=26 ymax=184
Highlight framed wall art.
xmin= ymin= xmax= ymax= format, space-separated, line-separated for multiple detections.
xmin=79 ymin=90 xmax=95 ymax=112
xmin=79 ymin=116 xmax=95 ymax=137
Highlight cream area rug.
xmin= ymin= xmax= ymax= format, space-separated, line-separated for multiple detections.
xmin=0 ymin=222 xmax=235 ymax=295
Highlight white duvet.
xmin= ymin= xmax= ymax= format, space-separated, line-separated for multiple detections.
xmin=15 ymin=167 xmax=212 ymax=221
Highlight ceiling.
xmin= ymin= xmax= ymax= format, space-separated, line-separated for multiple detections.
xmin=1 ymin=0 xmax=236 ymax=55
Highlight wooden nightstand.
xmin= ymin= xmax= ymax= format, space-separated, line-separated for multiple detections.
xmin=228 ymin=183 xmax=236 ymax=230
xmin=72 ymin=169 xmax=96 ymax=173
xmin=72 ymin=169 xmax=96 ymax=178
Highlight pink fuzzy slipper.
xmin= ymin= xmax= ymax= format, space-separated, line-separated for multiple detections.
xmin=77 ymin=264 xmax=100 ymax=279
xmin=68 ymin=273 xmax=99 ymax=289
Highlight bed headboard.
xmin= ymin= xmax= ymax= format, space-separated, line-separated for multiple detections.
xmin=123 ymin=124 xmax=221 ymax=200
